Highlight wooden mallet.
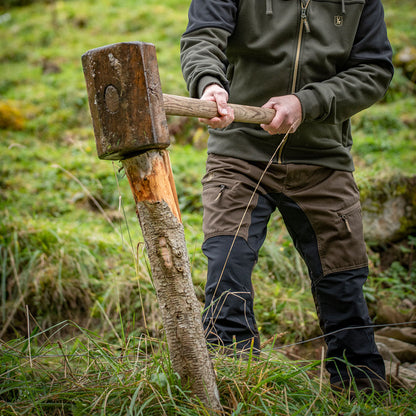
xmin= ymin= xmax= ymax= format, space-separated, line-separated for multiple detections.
xmin=81 ymin=41 xmax=273 ymax=410
xmin=82 ymin=41 xmax=275 ymax=161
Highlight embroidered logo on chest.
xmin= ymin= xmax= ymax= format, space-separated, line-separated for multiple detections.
xmin=334 ymin=15 xmax=344 ymax=27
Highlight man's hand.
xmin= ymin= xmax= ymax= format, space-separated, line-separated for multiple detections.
xmin=261 ymin=95 xmax=302 ymax=135
xmin=199 ymin=84 xmax=235 ymax=128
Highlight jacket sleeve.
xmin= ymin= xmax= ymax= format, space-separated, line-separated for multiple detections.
xmin=294 ymin=0 xmax=394 ymax=124
xmin=180 ymin=0 xmax=238 ymax=98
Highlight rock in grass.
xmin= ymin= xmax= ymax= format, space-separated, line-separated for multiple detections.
xmin=361 ymin=174 xmax=416 ymax=246
xmin=376 ymin=327 xmax=416 ymax=345
xmin=375 ymin=335 xmax=416 ymax=363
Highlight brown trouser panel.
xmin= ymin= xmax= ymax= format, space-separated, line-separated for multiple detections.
xmin=202 ymin=154 xmax=368 ymax=277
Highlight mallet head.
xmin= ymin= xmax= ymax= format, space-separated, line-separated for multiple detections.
xmin=82 ymin=42 xmax=170 ymax=160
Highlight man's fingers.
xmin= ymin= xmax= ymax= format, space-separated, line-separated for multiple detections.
xmin=261 ymin=95 xmax=302 ymax=134
xmin=217 ymin=104 xmax=229 ymax=116
xmin=200 ymin=108 xmax=234 ymax=128
xmin=262 ymin=100 xmax=276 ymax=110
xmin=261 ymin=110 xmax=285 ymax=134
xmin=199 ymin=84 xmax=235 ymax=128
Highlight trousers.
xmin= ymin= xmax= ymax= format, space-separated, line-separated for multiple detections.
xmin=201 ymin=154 xmax=386 ymax=385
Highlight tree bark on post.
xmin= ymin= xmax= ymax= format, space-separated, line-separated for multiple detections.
xmin=81 ymin=42 xmax=222 ymax=412
xmin=122 ymin=150 xmax=221 ymax=411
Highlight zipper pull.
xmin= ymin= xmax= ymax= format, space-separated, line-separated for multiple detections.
xmin=214 ymin=184 xmax=226 ymax=201
xmin=340 ymin=215 xmax=352 ymax=233
xmin=301 ymin=7 xmax=311 ymax=33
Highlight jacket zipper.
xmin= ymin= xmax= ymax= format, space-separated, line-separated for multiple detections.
xmin=278 ymin=0 xmax=311 ymax=164
xmin=292 ymin=0 xmax=311 ymax=94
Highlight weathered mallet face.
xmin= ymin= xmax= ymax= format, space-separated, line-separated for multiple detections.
xmin=82 ymin=42 xmax=170 ymax=160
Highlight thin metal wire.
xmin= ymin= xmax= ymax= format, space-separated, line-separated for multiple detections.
xmin=204 ymin=127 xmax=293 ymax=330
xmin=273 ymin=320 xmax=416 ymax=352
xmin=3 ymin=127 xmax=413 ymax=364
xmin=2 ymin=320 xmax=415 ymax=360
xmin=199 ymin=123 xmax=416 ymax=357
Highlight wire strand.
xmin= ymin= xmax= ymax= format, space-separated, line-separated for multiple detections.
xmin=3 ymin=320 xmax=415 ymax=360
xmin=204 ymin=127 xmax=293 ymax=330
xmin=272 ymin=320 xmax=416 ymax=352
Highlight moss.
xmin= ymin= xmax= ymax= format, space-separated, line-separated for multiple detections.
xmin=359 ymin=172 xmax=414 ymax=202
xmin=0 ymin=101 xmax=25 ymax=130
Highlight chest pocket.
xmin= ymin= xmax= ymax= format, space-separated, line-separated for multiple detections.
xmin=263 ymin=0 xmax=365 ymax=21
xmin=312 ymin=0 xmax=366 ymax=18
xmin=264 ymin=0 xmax=292 ymax=16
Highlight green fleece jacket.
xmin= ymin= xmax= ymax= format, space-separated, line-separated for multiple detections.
xmin=180 ymin=0 xmax=393 ymax=171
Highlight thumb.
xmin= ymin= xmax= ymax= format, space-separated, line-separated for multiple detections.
xmin=262 ymin=99 xmax=276 ymax=110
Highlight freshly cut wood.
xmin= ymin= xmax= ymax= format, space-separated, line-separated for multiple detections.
xmin=123 ymin=150 xmax=222 ymax=412
xmin=122 ymin=150 xmax=180 ymax=221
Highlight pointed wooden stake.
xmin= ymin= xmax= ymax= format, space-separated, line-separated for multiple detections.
xmin=82 ymin=42 xmax=222 ymax=412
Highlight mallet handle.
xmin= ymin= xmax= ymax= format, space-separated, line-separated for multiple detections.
xmin=163 ymin=94 xmax=275 ymax=125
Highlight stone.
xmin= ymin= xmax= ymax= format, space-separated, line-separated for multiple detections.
xmin=376 ymin=327 xmax=416 ymax=345
xmin=385 ymin=360 xmax=416 ymax=390
xmin=361 ymin=175 xmax=416 ymax=246
xmin=376 ymin=342 xmax=400 ymax=363
xmin=375 ymin=335 xmax=416 ymax=363
xmin=375 ymin=303 xmax=408 ymax=325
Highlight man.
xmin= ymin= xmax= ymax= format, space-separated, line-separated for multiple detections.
xmin=180 ymin=0 xmax=393 ymax=394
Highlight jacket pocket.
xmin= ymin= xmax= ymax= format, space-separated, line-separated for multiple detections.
xmin=312 ymin=0 xmax=365 ymax=5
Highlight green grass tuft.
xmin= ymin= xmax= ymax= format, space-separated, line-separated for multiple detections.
xmin=1 ymin=323 xmax=415 ymax=415
xmin=0 ymin=0 xmax=415 ymax=412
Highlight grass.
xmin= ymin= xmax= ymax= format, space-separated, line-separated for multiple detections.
xmin=0 ymin=0 xmax=416 ymax=413
xmin=1 ymin=321 xmax=415 ymax=415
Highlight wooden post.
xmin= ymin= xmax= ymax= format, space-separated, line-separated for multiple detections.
xmin=82 ymin=42 xmax=222 ymax=412
xmin=122 ymin=150 xmax=221 ymax=411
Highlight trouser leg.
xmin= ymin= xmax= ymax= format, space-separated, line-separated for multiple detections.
xmin=202 ymin=236 xmax=261 ymax=351
xmin=277 ymin=192 xmax=386 ymax=386
xmin=311 ymin=267 xmax=386 ymax=385
xmin=202 ymin=192 xmax=274 ymax=353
